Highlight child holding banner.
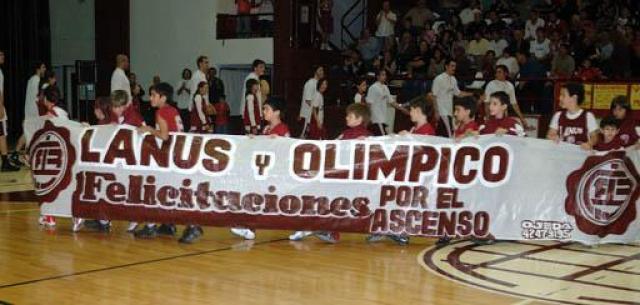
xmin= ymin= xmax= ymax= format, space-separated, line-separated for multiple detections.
xmin=609 ymin=96 xmax=639 ymax=148
xmin=231 ymin=97 xmax=290 ymax=240
xmin=479 ymin=91 xmax=525 ymax=137
xmin=593 ymin=116 xmax=624 ymax=151
xmin=295 ymin=103 xmax=372 ymax=243
xmin=547 ymin=82 xmax=598 ymax=149
xmin=453 ymin=96 xmax=480 ymax=140
xmin=37 ymin=86 xmax=68 ymax=228
xmin=367 ymin=96 xmax=437 ymax=245
xmin=134 ymin=83 xmax=204 ymax=244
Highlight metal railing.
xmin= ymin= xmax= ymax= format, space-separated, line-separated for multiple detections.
xmin=216 ymin=13 xmax=275 ymax=39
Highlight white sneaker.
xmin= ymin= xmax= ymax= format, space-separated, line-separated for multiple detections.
xmin=43 ymin=216 xmax=56 ymax=227
xmin=127 ymin=222 xmax=138 ymax=232
xmin=289 ymin=231 xmax=313 ymax=241
xmin=230 ymin=228 xmax=256 ymax=240
xmin=72 ymin=218 xmax=84 ymax=232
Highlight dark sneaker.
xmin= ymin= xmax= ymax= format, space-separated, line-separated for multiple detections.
xmin=365 ymin=234 xmax=386 ymax=243
xmin=9 ymin=152 xmax=24 ymax=166
xmin=96 ymin=221 xmax=111 ymax=232
xmin=1 ymin=160 xmax=20 ymax=172
xmin=157 ymin=224 xmax=176 ymax=236
xmin=471 ymin=237 xmax=495 ymax=246
xmin=178 ymin=225 xmax=204 ymax=244
xmin=436 ymin=236 xmax=451 ymax=248
xmin=134 ymin=225 xmax=158 ymax=239
xmin=315 ymin=231 xmax=340 ymax=244
xmin=388 ymin=235 xmax=410 ymax=246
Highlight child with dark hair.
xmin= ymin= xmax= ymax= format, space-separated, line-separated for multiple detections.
xmin=262 ymin=97 xmax=290 ymax=137
xmin=593 ymin=117 xmax=624 ymax=151
xmin=190 ymin=81 xmax=215 ymax=133
xmin=547 ymin=82 xmax=598 ymax=149
xmin=37 ymin=85 xmax=68 ymax=228
xmin=480 ymin=91 xmax=525 ymax=136
xmin=231 ymin=97 xmax=291 ymax=241
xmin=609 ymin=95 xmax=639 ymax=147
xmin=399 ymin=95 xmax=436 ymax=136
xmin=135 ymin=83 xmax=203 ymax=244
xmin=243 ymin=78 xmax=262 ymax=135
xmin=214 ymin=95 xmax=231 ymax=134
xmin=308 ymin=78 xmax=328 ymax=139
xmin=290 ymin=103 xmax=372 ymax=243
xmin=93 ymin=96 xmax=112 ymax=125
xmin=453 ymin=96 xmax=480 ymax=139
xmin=354 ymin=77 xmax=368 ymax=104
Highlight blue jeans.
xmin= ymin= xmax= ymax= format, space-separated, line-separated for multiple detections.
xmin=215 ymin=124 xmax=230 ymax=134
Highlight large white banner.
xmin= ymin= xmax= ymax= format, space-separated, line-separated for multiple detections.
xmin=25 ymin=118 xmax=640 ymax=245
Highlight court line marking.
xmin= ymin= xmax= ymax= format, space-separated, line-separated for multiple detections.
xmin=0 ymin=237 xmax=288 ymax=290
xmin=0 ymin=209 xmax=40 ymax=215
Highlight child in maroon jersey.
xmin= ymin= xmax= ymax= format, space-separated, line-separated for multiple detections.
xmin=262 ymin=97 xmax=290 ymax=137
xmin=290 ymin=103 xmax=372 ymax=243
xmin=480 ymin=91 xmax=525 ymax=136
xmin=244 ymin=78 xmax=262 ymax=135
xmin=399 ymin=95 xmax=435 ymax=136
xmin=231 ymin=97 xmax=290 ymax=240
xmin=453 ymin=96 xmax=480 ymax=140
xmin=190 ymin=81 xmax=214 ymax=133
xmin=135 ymin=83 xmax=203 ymax=244
xmin=609 ymin=96 xmax=639 ymax=147
xmin=214 ymin=95 xmax=230 ymax=134
xmin=94 ymin=96 xmax=112 ymax=125
xmin=110 ymin=90 xmax=145 ymax=127
xmin=547 ymin=82 xmax=598 ymax=149
xmin=593 ymin=116 xmax=624 ymax=152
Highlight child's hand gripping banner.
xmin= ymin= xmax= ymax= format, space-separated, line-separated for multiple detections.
xmin=25 ymin=118 xmax=640 ymax=245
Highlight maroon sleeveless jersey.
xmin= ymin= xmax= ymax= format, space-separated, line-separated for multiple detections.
xmin=558 ymin=110 xmax=589 ymax=145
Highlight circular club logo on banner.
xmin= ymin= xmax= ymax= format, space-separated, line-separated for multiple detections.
xmin=28 ymin=121 xmax=76 ymax=203
xmin=565 ymin=151 xmax=640 ymax=237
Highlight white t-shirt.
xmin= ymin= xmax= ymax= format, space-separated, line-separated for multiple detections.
xmin=490 ymin=39 xmax=509 ymax=57
xmin=496 ymin=57 xmax=520 ymax=77
xmin=354 ymin=93 xmax=368 ymax=104
xmin=300 ymin=78 xmax=318 ymax=122
xmin=525 ymin=18 xmax=545 ymax=40
xmin=375 ymin=11 xmax=397 ymax=37
xmin=190 ymin=69 xmax=208 ymax=110
xmin=175 ymin=79 xmax=193 ymax=110
xmin=311 ymin=92 xmax=324 ymax=125
xmin=549 ymin=109 xmax=598 ymax=133
xmin=24 ymin=75 xmax=40 ymax=119
xmin=431 ymin=72 xmax=460 ymax=117
xmin=530 ymin=38 xmax=551 ymax=59
xmin=110 ymin=67 xmax=132 ymax=103
xmin=484 ymin=80 xmax=517 ymax=105
xmin=366 ymin=81 xmax=392 ymax=124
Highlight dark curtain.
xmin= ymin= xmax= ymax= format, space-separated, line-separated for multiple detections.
xmin=0 ymin=0 xmax=51 ymax=143
xmin=95 ymin=0 xmax=129 ymax=97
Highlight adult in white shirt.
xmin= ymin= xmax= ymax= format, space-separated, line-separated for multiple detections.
xmin=299 ymin=65 xmax=324 ymax=138
xmin=524 ymin=11 xmax=545 ymax=40
xmin=190 ymin=56 xmax=210 ymax=107
xmin=366 ymin=69 xmax=404 ymax=135
xmin=25 ymin=62 xmax=46 ymax=119
xmin=431 ymin=59 xmax=473 ymax=137
xmin=495 ymin=48 xmax=519 ymax=78
xmin=489 ymin=31 xmax=509 ymax=58
xmin=110 ymin=54 xmax=132 ymax=104
xmin=175 ymin=68 xmax=192 ymax=130
xmin=375 ymin=1 xmax=396 ymax=38
xmin=483 ymin=65 xmax=529 ymax=129
xmin=529 ymin=29 xmax=551 ymax=61
xmin=0 ymin=50 xmax=19 ymax=172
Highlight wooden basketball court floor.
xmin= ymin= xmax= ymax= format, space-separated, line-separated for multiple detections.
xmin=1 ymin=169 xmax=639 ymax=305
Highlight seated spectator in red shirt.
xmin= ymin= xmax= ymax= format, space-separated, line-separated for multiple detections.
xmin=574 ymin=58 xmax=603 ymax=81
